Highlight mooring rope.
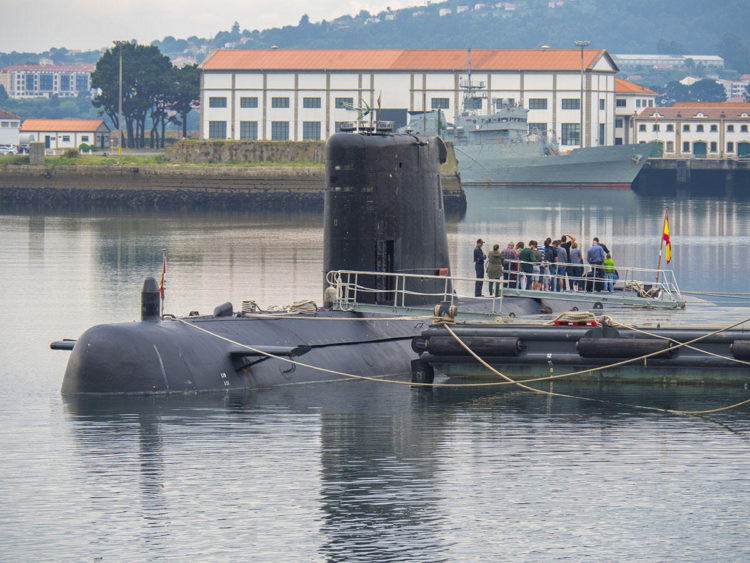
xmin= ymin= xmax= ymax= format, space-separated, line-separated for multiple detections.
xmin=173 ymin=313 xmax=750 ymax=416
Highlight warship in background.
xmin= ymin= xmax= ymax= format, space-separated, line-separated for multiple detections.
xmin=401 ymin=90 xmax=657 ymax=189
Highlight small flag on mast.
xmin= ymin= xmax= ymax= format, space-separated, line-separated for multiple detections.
xmin=159 ymin=250 xmax=166 ymax=299
xmin=662 ymin=209 xmax=671 ymax=263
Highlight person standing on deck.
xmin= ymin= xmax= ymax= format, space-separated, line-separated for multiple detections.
xmin=603 ymin=253 xmax=617 ymax=292
xmin=486 ymin=243 xmax=504 ymax=297
xmin=474 ymin=238 xmax=486 ymax=297
xmin=554 ymin=239 xmax=568 ymax=291
xmin=587 ymin=239 xmax=606 ymax=291
xmin=501 ymin=242 xmax=518 ymax=288
xmin=518 ymin=240 xmax=539 ymax=290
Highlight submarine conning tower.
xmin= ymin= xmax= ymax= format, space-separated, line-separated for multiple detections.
xmin=323 ymin=133 xmax=451 ymax=306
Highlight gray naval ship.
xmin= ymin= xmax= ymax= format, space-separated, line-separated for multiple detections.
xmin=401 ymin=104 xmax=657 ymax=189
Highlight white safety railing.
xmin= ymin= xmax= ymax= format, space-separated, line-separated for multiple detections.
xmin=326 ymin=262 xmax=682 ymax=313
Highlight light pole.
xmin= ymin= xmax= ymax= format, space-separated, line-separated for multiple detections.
xmin=113 ymin=41 xmax=128 ymax=154
xmin=574 ymin=40 xmax=590 ymax=148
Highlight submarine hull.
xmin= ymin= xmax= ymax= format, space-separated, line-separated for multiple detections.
xmin=62 ymin=312 xmax=424 ymax=395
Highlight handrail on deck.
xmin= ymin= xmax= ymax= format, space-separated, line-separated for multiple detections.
xmin=325 ymin=262 xmax=682 ymax=312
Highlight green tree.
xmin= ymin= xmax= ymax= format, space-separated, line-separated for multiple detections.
xmin=690 ymin=79 xmax=726 ymax=103
xmin=170 ymin=64 xmax=200 ymax=138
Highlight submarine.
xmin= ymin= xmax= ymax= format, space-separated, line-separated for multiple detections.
xmin=54 ymin=131 xmax=451 ymax=395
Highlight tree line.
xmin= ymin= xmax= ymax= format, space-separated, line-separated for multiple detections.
xmin=91 ymin=42 xmax=199 ymax=149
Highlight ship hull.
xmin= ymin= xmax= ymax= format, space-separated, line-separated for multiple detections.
xmin=454 ymin=142 xmax=657 ymax=188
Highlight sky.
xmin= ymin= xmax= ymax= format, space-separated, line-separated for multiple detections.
xmin=4 ymin=0 xmax=410 ymax=53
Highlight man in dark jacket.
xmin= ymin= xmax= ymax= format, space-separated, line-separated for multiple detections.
xmin=474 ymin=238 xmax=486 ymax=297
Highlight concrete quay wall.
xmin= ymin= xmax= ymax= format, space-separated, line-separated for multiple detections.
xmin=0 ymin=164 xmax=465 ymax=211
xmin=633 ymin=158 xmax=750 ymax=196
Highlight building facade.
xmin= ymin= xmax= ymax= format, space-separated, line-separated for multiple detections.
xmin=199 ymin=49 xmax=621 ymax=151
xmin=634 ymin=103 xmax=750 ymax=158
xmin=613 ymin=78 xmax=657 ymax=145
xmin=0 ymin=64 xmax=95 ymax=99
xmin=0 ymin=109 xmax=21 ymax=146
xmin=19 ymin=119 xmax=110 ymax=152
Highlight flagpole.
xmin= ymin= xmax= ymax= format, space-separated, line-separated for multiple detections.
xmin=160 ymin=248 xmax=166 ymax=319
xmin=655 ymin=207 xmax=667 ymax=285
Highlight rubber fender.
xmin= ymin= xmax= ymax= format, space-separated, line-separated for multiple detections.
xmin=411 ymin=358 xmax=435 ymax=384
xmin=412 ymin=336 xmax=428 ymax=354
xmin=577 ymin=337 xmax=673 ymax=359
xmin=424 ymin=335 xmax=522 ymax=356
xmin=730 ymin=340 xmax=750 ymax=360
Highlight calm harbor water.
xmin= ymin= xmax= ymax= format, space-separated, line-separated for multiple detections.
xmin=2 ymin=188 xmax=750 ymax=560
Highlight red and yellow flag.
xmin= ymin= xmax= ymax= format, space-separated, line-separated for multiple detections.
xmin=159 ymin=251 xmax=166 ymax=299
xmin=662 ymin=209 xmax=671 ymax=263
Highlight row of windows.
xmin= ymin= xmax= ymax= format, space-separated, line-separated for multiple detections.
xmin=647 ymin=140 xmax=746 ymax=154
xmin=639 ymin=123 xmax=749 ymax=133
xmin=208 ymin=121 xmax=324 ymax=141
xmin=635 ymin=99 xmax=654 ymax=108
xmin=18 ymin=74 xmax=88 ymax=91
xmin=208 ymin=96 xmax=356 ymax=110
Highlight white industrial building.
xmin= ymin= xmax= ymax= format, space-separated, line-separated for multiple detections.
xmin=613 ymin=78 xmax=657 ymax=145
xmin=0 ymin=109 xmax=21 ymax=146
xmin=199 ymin=49 xmax=623 ymax=151
xmin=19 ymin=119 xmax=110 ymax=152
xmin=634 ymin=103 xmax=750 ymax=158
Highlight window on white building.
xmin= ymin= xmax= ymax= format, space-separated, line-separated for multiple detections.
xmin=209 ymin=97 xmax=227 ymax=108
xmin=528 ymin=98 xmax=547 ymax=110
xmin=62 ymin=135 xmax=70 ymax=142
xmin=710 ymin=141 xmax=717 ymax=152
xmin=636 ymin=99 xmax=641 ymax=108
xmin=616 ymin=99 xmax=626 ymax=108
xmin=240 ymin=97 xmax=258 ymax=108
xmin=728 ymin=142 xmax=735 ymax=152
xmin=25 ymin=75 xmax=34 ymax=90
xmin=271 ymin=121 xmax=289 ymax=140
xmin=743 ymin=125 xmax=749 ymax=132
xmin=615 ymin=137 xmax=623 ymax=145
xmin=599 ymin=99 xmax=605 ymax=110
xmin=561 ymin=98 xmax=580 ymax=110
xmin=710 ymin=124 xmax=718 ymax=132
xmin=302 ymin=121 xmax=321 ymax=140
xmin=431 ymin=98 xmax=450 ymax=109
xmin=683 ymin=141 xmax=690 ymax=152
xmin=529 ymin=123 xmax=547 ymax=135
xmin=652 ymin=124 xmax=659 ymax=132
xmin=303 ymin=97 xmax=321 ymax=109
xmin=208 ymin=121 xmax=227 ymax=139
xmin=464 ymin=97 xmax=483 ymax=110
xmin=666 ymin=124 xmax=674 ymax=132
xmin=75 ymin=74 xmax=88 ymax=91
xmin=639 ymin=124 xmax=646 ymax=131
xmin=615 ymin=119 xmax=623 ymax=128
xmin=240 ymin=121 xmax=258 ymax=140
xmin=335 ymin=97 xmax=353 ymax=109
xmin=561 ymin=123 xmax=580 ymax=145
xmin=271 ymin=97 xmax=290 ymax=109
xmin=683 ymin=124 xmax=690 ymax=132
xmin=648 ymin=100 xmax=653 ymax=107
xmin=666 ymin=141 xmax=674 ymax=152
xmin=495 ymin=98 xmax=515 ymax=109
xmin=81 ymin=136 xmax=89 ymax=142
xmin=60 ymin=75 xmax=71 ymax=91
xmin=696 ymin=124 xmax=704 ymax=132
xmin=728 ymin=125 xmax=734 ymax=132
xmin=40 ymin=75 xmax=53 ymax=91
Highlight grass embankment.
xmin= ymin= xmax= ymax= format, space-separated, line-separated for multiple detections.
xmin=0 ymin=153 xmax=323 ymax=168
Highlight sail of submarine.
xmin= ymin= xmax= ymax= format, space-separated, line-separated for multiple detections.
xmin=54 ymin=132 xmax=451 ymax=395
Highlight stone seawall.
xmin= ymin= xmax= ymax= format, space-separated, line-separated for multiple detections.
xmin=0 ymin=164 xmax=465 ymax=211
xmin=166 ymin=140 xmax=326 ymax=164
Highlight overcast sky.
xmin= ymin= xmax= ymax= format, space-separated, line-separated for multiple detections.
xmin=4 ymin=0 xmax=409 ymax=53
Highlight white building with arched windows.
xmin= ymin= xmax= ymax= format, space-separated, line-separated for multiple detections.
xmin=634 ymin=103 xmax=750 ymax=158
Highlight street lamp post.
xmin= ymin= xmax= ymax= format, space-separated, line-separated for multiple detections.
xmin=574 ymin=40 xmax=590 ymax=148
xmin=113 ymin=41 xmax=128 ymax=154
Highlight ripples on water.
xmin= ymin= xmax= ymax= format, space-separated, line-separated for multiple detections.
xmin=2 ymin=191 xmax=750 ymax=560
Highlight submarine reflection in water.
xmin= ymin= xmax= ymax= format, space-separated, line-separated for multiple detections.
xmin=55 ymin=133 xmax=451 ymax=395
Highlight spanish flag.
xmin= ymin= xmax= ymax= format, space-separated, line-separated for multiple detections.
xmin=159 ymin=250 xmax=166 ymax=299
xmin=662 ymin=209 xmax=671 ymax=263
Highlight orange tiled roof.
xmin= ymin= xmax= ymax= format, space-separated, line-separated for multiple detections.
xmin=201 ymin=49 xmax=609 ymax=72
xmin=20 ymin=119 xmax=107 ymax=132
xmin=0 ymin=109 xmax=20 ymax=119
xmin=615 ymin=78 xmax=655 ymax=95
xmin=637 ymin=107 xmax=750 ymax=119
xmin=672 ymin=102 xmax=750 ymax=108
